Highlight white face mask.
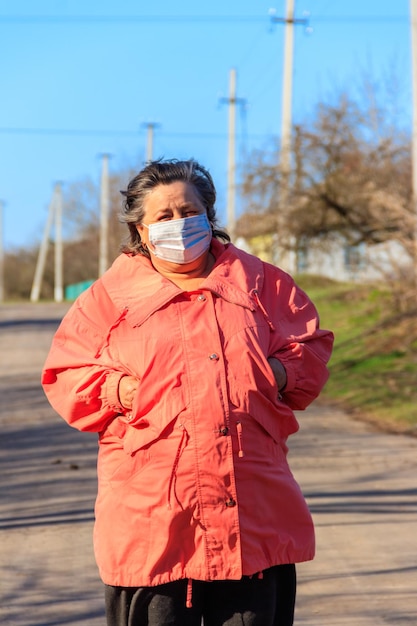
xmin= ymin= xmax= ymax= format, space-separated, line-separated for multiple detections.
xmin=143 ymin=213 xmax=212 ymax=264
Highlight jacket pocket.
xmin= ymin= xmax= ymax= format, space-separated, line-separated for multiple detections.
xmin=98 ymin=417 xmax=152 ymax=485
xmin=228 ymin=365 xmax=298 ymax=442
xmin=121 ymin=383 xmax=187 ymax=454
xmin=122 ymin=410 xmax=180 ymax=455
xmin=110 ymin=328 xmax=190 ymax=452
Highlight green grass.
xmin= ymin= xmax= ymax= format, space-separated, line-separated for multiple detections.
xmin=296 ymin=276 xmax=417 ymax=435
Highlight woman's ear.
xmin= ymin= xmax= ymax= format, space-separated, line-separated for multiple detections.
xmin=136 ymin=223 xmax=150 ymax=251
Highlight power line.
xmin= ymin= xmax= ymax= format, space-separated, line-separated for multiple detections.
xmin=0 ymin=15 xmax=266 ymax=24
xmin=0 ymin=14 xmax=407 ymax=24
xmin=0 ymin=126 xmax=265 ymax=139
xmin=0 ymin=127 xmax=138 ymax=137
xmin=308 ymin=15 xmax=407 ymax=23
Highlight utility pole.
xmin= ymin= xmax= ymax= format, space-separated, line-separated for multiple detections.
xmin=31 ymin=184 xmax=59 ymax=302
xmin=220 ymin=68 xmax=246 ymax=241
xmin=271 ymin=1 xmax=308 ymax=270
xmin=0 ymin=200 xmax=4 ymax=302
xmin=143 ymin=122 xmax=160 ymax=162
xmin=410 ymin=0 xmax=417 ymax=286
xmin=99 ymin=153 xmax=110 ymax=277
xmin=271 ymin=1 xmax=308 ymax=175
xmin=54 ymin=182 xmax=64 ymax=302
xmin=280 ymin=0 xmax=294 ymax=178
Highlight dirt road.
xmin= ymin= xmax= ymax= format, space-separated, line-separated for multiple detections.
xmin=0 ymin=302 xmax=416 ymax=625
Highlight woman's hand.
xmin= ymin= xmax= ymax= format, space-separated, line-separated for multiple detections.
xmin=267 ymin=357 xmax=287 ymax=392
xmin=118 ymin=375 xmax=140 ymax=410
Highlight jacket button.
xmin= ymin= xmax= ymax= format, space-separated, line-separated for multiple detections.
xmin=225 ymin=498 xmax=236 ymax=507
xmin=198 ymin=294 xmax=206 ymax=302
xmin=209 ymin=353 xmax=219 ymax=361
xmin=220 ymin=427 xmax=229 ymax=436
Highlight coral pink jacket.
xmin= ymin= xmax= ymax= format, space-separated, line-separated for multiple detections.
xmin=42 ymin=240 xmax=333 ymax=587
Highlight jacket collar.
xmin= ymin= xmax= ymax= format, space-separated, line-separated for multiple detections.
xmin=101 ymin=240 xmax=264 ymax=327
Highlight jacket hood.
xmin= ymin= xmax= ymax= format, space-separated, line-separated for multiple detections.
xmin=101 ymin=240 xmax=265 ymax=328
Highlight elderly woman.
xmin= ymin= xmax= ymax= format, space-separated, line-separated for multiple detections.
xmin=42 ymin=159 xmax=333 ymax=626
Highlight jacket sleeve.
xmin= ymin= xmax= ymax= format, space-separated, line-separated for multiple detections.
xmin=41 ymin=283 xmax=128 ymax=433
xmin=262 ymin=267 xmax=334 ymax=411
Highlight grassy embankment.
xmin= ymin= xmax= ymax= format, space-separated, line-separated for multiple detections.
xmin=297 ymin=276 xmax=417 ymax=435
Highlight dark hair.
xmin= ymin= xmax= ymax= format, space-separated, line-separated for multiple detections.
xmin=120 ymin=158 xmax=230 ymax=256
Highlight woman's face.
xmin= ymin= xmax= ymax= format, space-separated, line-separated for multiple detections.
xmin=136 ymin=181 xmax=207 ymax=250
xmin=136 ymin=181 xmax=208 ymax=273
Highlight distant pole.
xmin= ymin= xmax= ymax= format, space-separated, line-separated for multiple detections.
xmin=99 ymin=154 xmax=110 ymax=277
xmin=410 ymin=0 xmax=417 ymax=285
xmin=31 ymin=185 xmax=58 ymax=302
xmin=0 ymin=200 xmax=4 ymax=302
xmin=271 ymin=1 xmax=308 ymax=174
xmin=220 ymin=68 xmax=246 ymax=241
xmin=227 ymin=68 xmax=237 ymax=240
xmin=54 ymin=182 xmax=64 ymax=303
xmin=271 ymin=1 xmax=307 ymax=268
xmin=143 ymin=122 xmax=160 ymax=162
xmin=281 ymin=0 xmax=294 ymax=178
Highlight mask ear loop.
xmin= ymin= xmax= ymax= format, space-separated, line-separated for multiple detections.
xmin=137 ymin=235 xmax=150 ymax=257
xmin=137 ymin=223 xmax=151 ymax=257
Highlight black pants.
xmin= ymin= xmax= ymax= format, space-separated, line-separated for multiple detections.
xmin=104 ymin=564 xmax=296 ymax=626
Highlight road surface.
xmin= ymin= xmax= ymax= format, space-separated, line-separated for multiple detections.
xmin=0 ymin=303 xmax=416 ymax=625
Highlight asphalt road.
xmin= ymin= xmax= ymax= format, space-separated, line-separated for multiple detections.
xmin=0 ymin=302 xmax=416 ymax=626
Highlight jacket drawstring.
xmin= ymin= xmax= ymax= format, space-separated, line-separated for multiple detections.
xmin=167 ymin=425 xmax=188 ymax=510
xmin=95 ymin=307 xmax=129 ymax=358
xmin=251 ymin=289 xmax=275 ymax=331
xmin=186 ymin=578 xmax=193 ymax=608
xmin=236 ymin=421 xmax=244 ymax=458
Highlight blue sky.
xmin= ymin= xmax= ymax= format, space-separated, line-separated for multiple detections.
xmin=0 ymin=0 xmax=412 ymax=250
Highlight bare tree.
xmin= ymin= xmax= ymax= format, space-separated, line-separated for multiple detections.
xmin=239 ymin=92 xmax=414 ymax=281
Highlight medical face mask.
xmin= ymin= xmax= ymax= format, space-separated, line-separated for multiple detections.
xmin=143 ymin=213 xmax=212 ymax=264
